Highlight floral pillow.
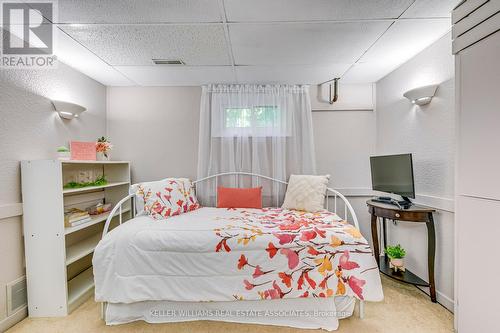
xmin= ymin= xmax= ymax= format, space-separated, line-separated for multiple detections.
xmin=135 ymin=178 xmax=199 ymax=220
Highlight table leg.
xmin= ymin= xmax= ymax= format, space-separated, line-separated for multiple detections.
xmin=371 ymin=213 xmax=380 ymax=266
xmin=427 ymin=214 xmax=437 ymax=302
xmin=382 ymin=217 xmax=387 ymax=250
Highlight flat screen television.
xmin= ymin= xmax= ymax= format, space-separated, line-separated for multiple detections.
xmin=370 ymin=153 xmax=415 ymax=201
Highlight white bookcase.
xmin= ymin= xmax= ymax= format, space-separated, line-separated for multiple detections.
xmin=21 ymin=160 xmax=131 ymax=317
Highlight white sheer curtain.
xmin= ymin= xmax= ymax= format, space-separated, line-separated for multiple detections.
xmin=197 ymin=84 xmax=316 ymax=206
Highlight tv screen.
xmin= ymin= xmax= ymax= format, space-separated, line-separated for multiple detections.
xmin=370 ymin=154 xmax=415 ymax=199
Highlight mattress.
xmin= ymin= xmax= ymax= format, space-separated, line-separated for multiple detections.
xmin=93 ymin=207 xmax=383 ymax=304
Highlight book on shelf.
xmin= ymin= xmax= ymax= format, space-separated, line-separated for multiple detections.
xmin=66 ymin=217 xmax=92 ymax=227
xmin=64 ymin=208 xmax=91 ymax=227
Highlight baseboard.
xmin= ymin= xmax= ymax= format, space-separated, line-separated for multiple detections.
xmin=416 ymin=286 xmax=455 ymax=312
xmin=0 ymin=306 xmax=27 ymax=332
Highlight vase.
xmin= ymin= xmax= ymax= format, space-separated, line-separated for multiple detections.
xmin=57 ymin=151 xmax=70 ymax=160
xmin=389 ymin=258 xmax=405 ymax=272
xmin=96 ymin=152 xmax=110 ymax=161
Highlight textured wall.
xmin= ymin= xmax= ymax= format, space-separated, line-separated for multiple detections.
xmin=375 ymin=33 xmax=455 ymax=310
xmin=107 ymin=85 xmax=378 ymax=254
xmin=106 ymin=86 xmax=202 ymax=182
xmin=0 ymin=62 xmax=106 ymax=324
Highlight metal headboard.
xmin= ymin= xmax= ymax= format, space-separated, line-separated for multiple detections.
xmin=102 ymin=172 xmax=359 ymax=237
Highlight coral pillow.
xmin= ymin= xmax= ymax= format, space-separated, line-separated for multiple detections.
xmin=135 ymin=178 xmax=199 ymax=220
xmin=217 ymin=187 xmax=262 ymax=209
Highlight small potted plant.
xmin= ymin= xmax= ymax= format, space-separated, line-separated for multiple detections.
xmin=385 ymin=244 xmax=406 ymax=272
xmin=96 ymin=137 xmax=113 ymax=161
xmin=56 ymin=146 xmax=70 ymax=160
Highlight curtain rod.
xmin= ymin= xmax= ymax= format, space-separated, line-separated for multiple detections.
xmin=312 ymin=109 xmax=373 ymax=112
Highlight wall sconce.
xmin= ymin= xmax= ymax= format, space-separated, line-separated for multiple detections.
xmin=52 ymin=100 xmax=86 ymax=120
xmin=403 ymin=84 xmax=438 ymax=106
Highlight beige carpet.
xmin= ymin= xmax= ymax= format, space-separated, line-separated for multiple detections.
xmin=8 ymin=276 xmax=453 ymax=333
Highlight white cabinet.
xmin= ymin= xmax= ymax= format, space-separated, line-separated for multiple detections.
xmin=456 ymin=196 xmax=500 ymax=332
xmin=454 ymin=2 xmax=500 ymax=331
xmin=457 ymin=31 xmax=500 ymax=200
xmin=21 ymin=160 xmax=131 ymax=317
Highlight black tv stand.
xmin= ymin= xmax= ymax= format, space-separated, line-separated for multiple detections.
xmin=372 ymin=196 xmax=413 ymax=209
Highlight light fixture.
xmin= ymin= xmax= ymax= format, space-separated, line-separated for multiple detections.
xmin=403 ymin=84 xmax=438 ymax=106
xmin=52 ymin=100 xmax=86 ymax=119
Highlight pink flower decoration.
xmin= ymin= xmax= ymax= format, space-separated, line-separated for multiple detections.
xmin=299 ymin=230 xmax=317 ymax=241
xmin=252 ymin=265 xmax=264 ymax=279
xmin=279 ymin=248 xmax=299 ymax=269
xmin=348 ymin=276 xmax=366 ymax=300
xmin=339 ymin=250 xmax=360 ymax=270
xmin=273 ymin=233 xmax=297 ymax=245
xmin=243 ymin=279 xmax=254 ymax=290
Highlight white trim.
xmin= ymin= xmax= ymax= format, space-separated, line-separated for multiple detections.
xmin=416 ymin=286 xmax=454 ymax=312
xmin=334 ymin=188 xmax=374 ymax=197
xmin=334 ymin=188 xmax=455 ymax=212
xmin=0 ymin=203 xmax=23 ymax=220
xmin=0 ymin=306 xmax=27 ymax=332
xmin=414 ymin=194 xmax=455 ymax=213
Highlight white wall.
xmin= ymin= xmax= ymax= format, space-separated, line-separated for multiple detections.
xmin=106 ymin=87 xmax=201 ymax=182
xmin=0 ymin=62 xmax=106 ymax=330
xmin=311 ymin=83 xmax=376 ymax=244
xmin=375 ymin=33 xmax=455 ymax=310
xmin=107 ymin=84 xmax=377 ymax=232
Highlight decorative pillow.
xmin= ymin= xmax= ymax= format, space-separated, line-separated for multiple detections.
xmin=217 ymin=187 xmax=262 ymax=209
xmin=282 ymin=174 xmax=330 ymax=212
xmin=135 ymin=178 xmax=199 ymax=220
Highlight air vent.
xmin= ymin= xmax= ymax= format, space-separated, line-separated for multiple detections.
xmin=7 ymin=276 xmax=27 ymax=316
xmin=152 ymin=59 xmax=185 ymax=65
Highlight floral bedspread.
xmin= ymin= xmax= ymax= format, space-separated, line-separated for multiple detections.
xmin=213 ymin=208 xmax=382 ymax=301
xmin=93 ymin=208 xmax=383 ymax=304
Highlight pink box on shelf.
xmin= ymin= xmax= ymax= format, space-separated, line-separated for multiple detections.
xmin=70 ymin=141 xmax=96 ymax=161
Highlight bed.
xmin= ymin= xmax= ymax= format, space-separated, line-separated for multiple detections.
xmin=94 ymin=172 xmax=383 ymax=331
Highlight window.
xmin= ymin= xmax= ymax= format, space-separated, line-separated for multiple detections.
xmin=225 ymin=106 xmax=278 ymax=129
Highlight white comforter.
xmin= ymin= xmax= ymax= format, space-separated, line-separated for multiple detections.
xmin=93 ymin=207 xmax=383 ymax=304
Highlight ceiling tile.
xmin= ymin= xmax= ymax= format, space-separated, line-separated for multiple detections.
xmin=342 ymin=19 xmax=451 ymax=82
xmin=56 ymin=0 xmax=221 ymax=23
xmin=229 ymin=21 xmax=392 ymax=65
xmin=115 ymin=66 xmax=236 ymax=86
xmin=224 ymin=0 xmax=413 ymax=21
xmin=59 ymin=24 xmax=231 ymax=66
xmin=341 ymin=62 xmax=395 ymax=83
xmin=358 ymin=19 xmax=451 ymax=62
xmin=401 ymin=0 xmax=461 ymax=18
xmin=55 ymin=28 xmax=134 ymax=86
xmin=235 ymin=64 xmax=351 ymax=84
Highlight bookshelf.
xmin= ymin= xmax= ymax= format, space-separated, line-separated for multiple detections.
xmin=21 ymin=160 xmax=131 ymax=317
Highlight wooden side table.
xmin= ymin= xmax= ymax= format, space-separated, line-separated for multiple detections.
xmin=367 ymin=200 xmax=437 ymax=302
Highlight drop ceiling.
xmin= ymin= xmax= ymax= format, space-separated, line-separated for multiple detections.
xmin=48 ymin=0 xmax=460 ymax=86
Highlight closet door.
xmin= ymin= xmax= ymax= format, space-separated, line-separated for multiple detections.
xmin=456 ymin=196 xmax=500 ymax=332
xmin=457 ymin=31 xmax=500 ymax=200
xmin=455 ymin=29 xmax=500 ymax=332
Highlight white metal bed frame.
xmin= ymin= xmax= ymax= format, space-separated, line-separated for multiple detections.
xmin=101 ymin=172 xmax=365 ymax=320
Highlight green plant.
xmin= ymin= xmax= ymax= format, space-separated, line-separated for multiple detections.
xmin=63 ymin=176 xmax=108 ymax=189
xmin=385 ymin=244 xmax=406 ymax=259
xmin=57 ymin=146 xmax=70 ymax=152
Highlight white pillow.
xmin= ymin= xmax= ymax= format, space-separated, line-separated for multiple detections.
xmin=282 ymin=174 xmax=330 ymax=212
